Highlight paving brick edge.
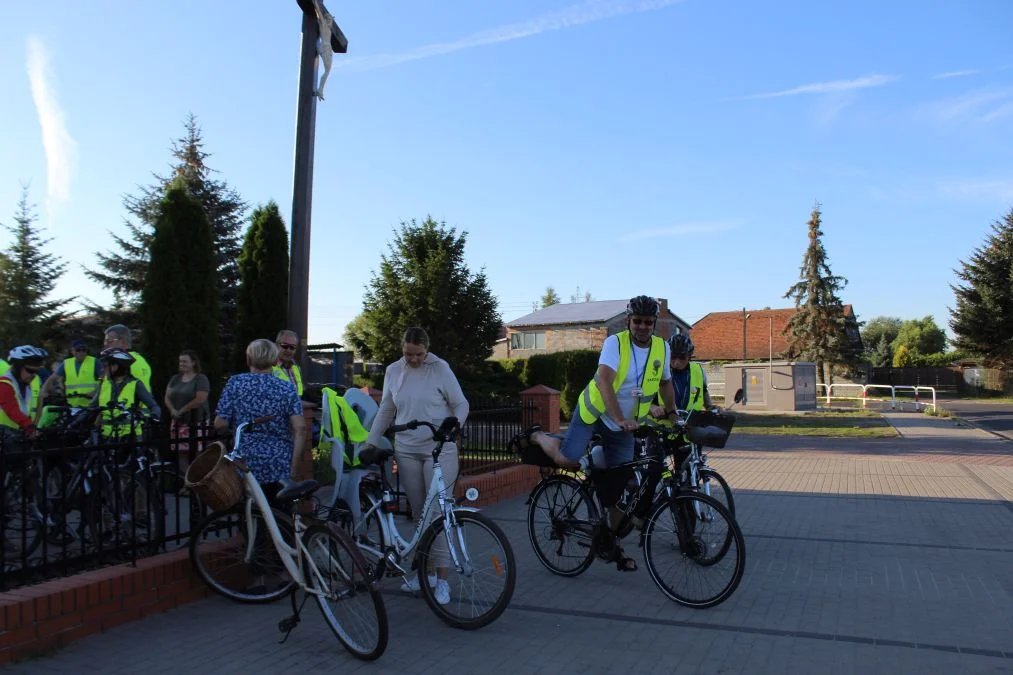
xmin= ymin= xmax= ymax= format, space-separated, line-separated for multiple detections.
xmin=0 ymin=463 xmax=541 ymax=663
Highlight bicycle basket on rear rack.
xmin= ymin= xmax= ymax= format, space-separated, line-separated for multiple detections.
xmin=685 ymin=411 xmax=736 ymax=449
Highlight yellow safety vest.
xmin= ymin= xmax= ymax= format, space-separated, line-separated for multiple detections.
xmin=577 ymin=331 xmax=666 ymax=425
xmin=0 ymin=372 xmax=40 ymax=430
xmin=64 ymin=356 xmax=99 ymax=407
xmin=129 ymin=352 xmax=152 ymax=391
xmin=98 ymin=378 xmax=140 ymax=438
xmin=317 ymin=387 xmax=368 ymax=468
xmin=272 ymin=363 xmax=304 ymax=397
xmin=0 ymin=359 xmax=8 ymax=376
xmin=656 ymin=361 xmax=706 ymax=413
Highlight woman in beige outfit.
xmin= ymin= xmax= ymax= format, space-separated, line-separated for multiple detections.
xmin=364 ymin=327 xmax=469 ymax=604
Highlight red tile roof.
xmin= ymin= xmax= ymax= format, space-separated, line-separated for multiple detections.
xmin=691 ymin=306 xmax=855 ymax=361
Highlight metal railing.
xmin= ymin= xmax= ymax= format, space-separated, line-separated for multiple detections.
xmin=814 ymin=383 xmax=937 ymax=411
xmin=457 ymin=397 xmax=533 ymax=475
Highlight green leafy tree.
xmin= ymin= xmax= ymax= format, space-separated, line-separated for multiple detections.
xmin=541 ymin=286 xmax=561 ymax=308
xmin=892 ymin=316 xmax=946 ymax=357
xmin=232 ymin=202 xmax=289 ymax=372
xmin=88 ymin=114 xmax=245 ymax=358
xmin=355 ymin=216 xmax=500 ymax=372
xmin=892 ymin=344 xmax=912 ymax=367
xmin=783 ymin=203 xmax=856 ymax=384
xmin=0 ymin=187 xmax=73 ymax=350
xmin=870 ymin=336 xmax=893 ymax=368
xmin=950 ymin=209 xmax=1013 ymax=367
xmin=861 ymin=316 xmax=901 ymax=361
xmin=344 ymin=312 xmax=385 ymax=363
xmin=140 ymin=179 xmax=220 ymax=401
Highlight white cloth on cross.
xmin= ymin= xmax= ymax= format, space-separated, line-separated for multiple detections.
xmin=313 ymin=0 xmax=334 ymax=100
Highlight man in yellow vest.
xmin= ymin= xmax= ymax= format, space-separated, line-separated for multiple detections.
xmin=40 ymin=339 xmax=102 ymax=408
xmin=667 ymin=334 xmax=712 ymax=412
xmin=102 ymin=324 xmax=152 ymax=391
xmin=272 ymin=329 xmax=304 ymax=397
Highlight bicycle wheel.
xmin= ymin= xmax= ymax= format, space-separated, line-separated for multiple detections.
xmin=416 ymin=510 xmax=516 ymax=630
xmin=527 ymin=475 xmax=597 ymax=577
xmin=118 ymin=470 xmax=165 ymax=555
xmin=303 ymin=523 xmax=388 ymax=661
xmin=189 ymin=503 xmax=296 ymax=603
xmin=642 ymin=493 xmax=745 ymax=609
xmin=2 ymin=467 xmax=43 ymax=560
xmin=332 ymin=485 xmax=386 ymax=578
xmin=698 ymin=468 xmax=735 ymax=519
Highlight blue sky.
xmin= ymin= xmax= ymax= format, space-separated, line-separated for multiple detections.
xmin=2 ymin=0 xmax=1011 ymax=347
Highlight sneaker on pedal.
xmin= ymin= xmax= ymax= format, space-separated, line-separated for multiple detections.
xmin=401 ymin=574 xmax=436 ymax=593
xmin=434 ymin=579 xmax=451 ymax=605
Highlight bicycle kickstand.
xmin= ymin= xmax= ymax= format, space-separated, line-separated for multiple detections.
xmin=277 ymin=589 xmax=310 ymax=644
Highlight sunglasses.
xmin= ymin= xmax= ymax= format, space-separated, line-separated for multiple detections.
xmin=279 ymin=343 xmax=297 ymax=350
xmin=630 ymin=318 xmax=656 ymax=326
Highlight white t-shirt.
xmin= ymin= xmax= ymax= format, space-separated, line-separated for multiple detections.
xmin=597 ymin=334 xmax=672 ymax=431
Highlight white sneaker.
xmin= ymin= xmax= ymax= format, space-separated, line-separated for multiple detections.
xmin=434 ymin=579 xmax=451 ymax=606
xmin=400 ymin=574 xmax=436 ymax=593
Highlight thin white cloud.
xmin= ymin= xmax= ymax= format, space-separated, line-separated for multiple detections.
xmin=939 ymin=179 xmax=1013 ymax=203
xmin=932 ymin=69 xmax=978 ymax=79
xmin=617 ymin=221 xmax=740 ymax=242
xmin=336 ymin=0 xmax=686 ymax=71
xmin=721 ymin=74 xmax=898 ymax=101
xmin=25 ymin=36 xmax=76 ymax=214
xmin=922 ymin=87 xmax=1013 ymax=125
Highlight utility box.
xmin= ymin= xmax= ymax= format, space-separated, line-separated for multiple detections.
xmin=723 ymin=361 xmax=817 ymax=411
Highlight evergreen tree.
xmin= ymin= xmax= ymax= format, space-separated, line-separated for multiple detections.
xmin=892 ymin=344 xmax=912 ymax=367
xmin=0 ymin=186 xmax=73 ymax=350
xmin=871 ymin=336 xmax=893 ymax=368
xmin=861 ymin=316 xmax=902 ymax=361
xmin=87 ymin=114 xmax=245 ymax=357
xmin=950 ymin=209 xmax=1013 ymax=367
xmin=232 ymin=202 xmax=290 ymax=372
xmin=540 ymin=286 xmax=561 ymax=308
xmin=783 ymin=203 xmax=854 ymax=384
xmin=355 ymin=216 xmax=500 ymax=371
xmin=140 ymin=179 xmax=220 ymax=401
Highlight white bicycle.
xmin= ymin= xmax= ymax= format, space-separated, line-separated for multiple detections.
xmin=336 ymin=416 xmax=516 ymax=630
xmin=188 ymin=419 xmax=388 ymax=661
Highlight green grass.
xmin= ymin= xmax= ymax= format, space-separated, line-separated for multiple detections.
xmin=733 ymin=410 xmax=898 ymax=438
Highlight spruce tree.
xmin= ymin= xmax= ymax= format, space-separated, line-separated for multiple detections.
xmin=354 ymin=217 xmax=500 ymax=371
xmin=783 ymin=203 xmax=854 ymax=384
xmin=871 ymin=336 xmax=893 ymax=368
xmin=232 ymin=201 xmax=290 ymax=372
xmin=88 ymin=114 xmax=245 ymax=358
xmin=140 ymin=179 xmax=220 ymax=401
xmin=540 ymin=287 xmax=561 ymax=308
xmin=0 ymin=186 xmax=73 ymax=350
xmin=950 ymin=209 xmax=1013 ymax=367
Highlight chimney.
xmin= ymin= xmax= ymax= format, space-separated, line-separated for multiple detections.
xmin=657 ymin=298 xmax=671 ymax=338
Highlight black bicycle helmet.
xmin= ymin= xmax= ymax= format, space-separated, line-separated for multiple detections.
xmin=8 ymin=345 xmax=48 ymax=366
xmin=625 ymin=295 xmax=660 ymax=317
xmin=669 ymin=333 xmax=694 ymax=358
xmin=99 ymin=347 xmax=135 ymax=366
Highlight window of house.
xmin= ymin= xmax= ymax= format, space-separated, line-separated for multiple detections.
xmin=510 ymin=331 xmax=546 ymax=349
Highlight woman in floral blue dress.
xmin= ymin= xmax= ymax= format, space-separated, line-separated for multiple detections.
xmin=214 ymin=339 xmax=305 ymax=499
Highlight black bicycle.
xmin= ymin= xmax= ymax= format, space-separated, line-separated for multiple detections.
xmin=525 ymin=421 xmax=745 ymax=609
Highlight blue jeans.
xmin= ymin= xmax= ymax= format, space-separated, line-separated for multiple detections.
xmin=559 ymin=410 xmax=634 ymax=467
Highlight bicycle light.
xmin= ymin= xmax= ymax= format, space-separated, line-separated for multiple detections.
xmin=465 ymin=487 xmax=479 ymax=502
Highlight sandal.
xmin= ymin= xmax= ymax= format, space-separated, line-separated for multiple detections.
xmin=507 ymin=425 xmax=542 ymax=454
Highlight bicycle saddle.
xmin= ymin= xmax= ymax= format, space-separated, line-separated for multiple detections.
xmin=358 ymin=446 xmax=394 ymax=466
xmin=276 ymin=478 xmax=321 ymax=501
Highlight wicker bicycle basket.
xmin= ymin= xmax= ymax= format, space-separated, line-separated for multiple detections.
xmin=184 ymin=441 xmax=243 ymax=511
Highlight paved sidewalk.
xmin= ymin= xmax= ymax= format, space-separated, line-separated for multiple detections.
xmin=6 ymin=427 xmax=1013 ymax=674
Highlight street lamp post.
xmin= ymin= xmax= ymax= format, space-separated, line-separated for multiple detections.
xmin=289 ymin=0 xmax=347 ymax=367
xmin=742 ymin=308 xmax=751 ymax=403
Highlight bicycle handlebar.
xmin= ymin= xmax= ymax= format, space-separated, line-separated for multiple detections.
xmin=386 ymin=416 xmax=460 ymax=443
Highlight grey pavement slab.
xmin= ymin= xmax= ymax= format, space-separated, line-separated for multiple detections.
xmin=6 ymin=433 xmax=1013 ymax=674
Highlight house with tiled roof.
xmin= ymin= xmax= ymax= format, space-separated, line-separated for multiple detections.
xmin=500 ymin=298 xmax=691 ymax=359
xmin=691 ymin=305 xmax=861 ymax=362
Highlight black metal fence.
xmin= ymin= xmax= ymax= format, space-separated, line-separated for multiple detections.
xmin=457 ymin=396 xmax=533 ymax=475
xmin=1 ymin=413 xmax=205 ymax=592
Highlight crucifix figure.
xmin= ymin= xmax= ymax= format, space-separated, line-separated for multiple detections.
xmin=289 ymin=1 xmax=347 ymax=368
